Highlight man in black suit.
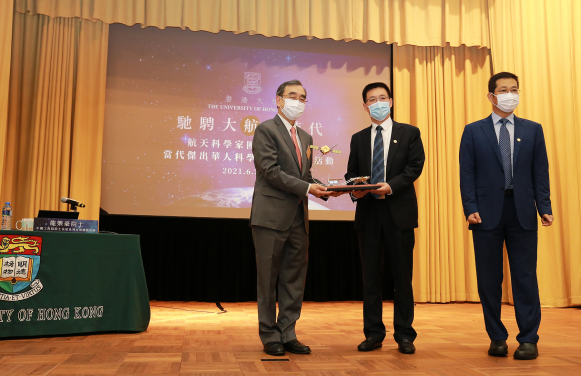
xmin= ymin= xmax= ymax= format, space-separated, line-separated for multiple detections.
xmin=345 ymin=82 xmax=425 ymax=354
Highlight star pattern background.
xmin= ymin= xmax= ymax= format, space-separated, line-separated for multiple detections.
xmin=101 ymin=24 xmax=391 ymax=217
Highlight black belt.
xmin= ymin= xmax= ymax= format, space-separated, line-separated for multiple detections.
xmin=504 ymin=189 xmax=514 ymax=197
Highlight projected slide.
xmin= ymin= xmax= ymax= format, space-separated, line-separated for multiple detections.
xmin=101 ymin=25 xmax=391 ymax=220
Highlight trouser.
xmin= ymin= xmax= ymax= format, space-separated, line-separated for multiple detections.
xmin=472 ymin=195 xmax=541 ymax=343
xmin=358 ymin=199 xmax=417 ymax=343
xmin=252 ymin=204 xmax=308 ymax=344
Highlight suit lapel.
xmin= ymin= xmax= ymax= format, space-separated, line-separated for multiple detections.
xmin=513 ymin=116 xmax=524 ymax=165
xmin=480 ymin=115 xmax=503 ymax=167
xmin=362 ymin=126 xmax=372 ymax=176
xmin=384 ymin=121 xmax=402 ymax=175
xmin=274 ymin=115 xmax=301 ymax=173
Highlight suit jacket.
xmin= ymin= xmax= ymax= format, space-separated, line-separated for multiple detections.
xmin=345 ymin=121 xmax=425 ymax=231
xmin=459 ymin=115 xmax=552 ymax=231
xmin=250 ymin=115 xmax=315 ymax=233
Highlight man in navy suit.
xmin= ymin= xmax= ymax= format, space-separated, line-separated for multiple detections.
xmin=459 ymin=72 xmax=553 ymax=360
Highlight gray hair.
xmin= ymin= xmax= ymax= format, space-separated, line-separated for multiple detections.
xmin=276 ymin=79 xmax=307 ymax=97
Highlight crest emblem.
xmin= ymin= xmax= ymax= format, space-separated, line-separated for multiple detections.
xmin=242 ymin=72 xmax=262 ymax=94
xmin=0 ymin=235 xmax=44 ymax=301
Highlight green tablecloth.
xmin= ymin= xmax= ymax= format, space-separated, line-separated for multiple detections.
xmin=0 ymin=230 xmax=150 ymax=338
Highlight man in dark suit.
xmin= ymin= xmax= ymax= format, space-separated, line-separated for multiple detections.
xmin=459 ymin=72 xmax=553 ymax=360
xmin=251 ymin=79 xmax=329 ymax=356
xmin=345 ymin=82 xmax=425 ymax=354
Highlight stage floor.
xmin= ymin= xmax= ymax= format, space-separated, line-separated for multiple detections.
xmin=1 ymin=301 xmax=580 ymax=375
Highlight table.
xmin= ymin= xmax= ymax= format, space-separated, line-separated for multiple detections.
xmin=0 ymin=230 xmax=150 ymax=338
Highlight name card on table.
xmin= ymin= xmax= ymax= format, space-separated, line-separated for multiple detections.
xmin=33 ymin=218 xmax=98 ymax=233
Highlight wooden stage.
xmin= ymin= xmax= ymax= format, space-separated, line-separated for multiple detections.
xmin=1 ymin=301 xmax=580 ymax=375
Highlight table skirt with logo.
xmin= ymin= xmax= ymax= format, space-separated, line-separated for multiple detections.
xmin=0 ymin=231 xmax=150 ymax=338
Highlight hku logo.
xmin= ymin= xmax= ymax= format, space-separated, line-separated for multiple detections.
xmin=242 ymin=72 xmax=262 ymax=94
xmin=0 ymin=235 xmax=44 ymax=301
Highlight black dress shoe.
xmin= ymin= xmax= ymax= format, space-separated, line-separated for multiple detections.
xmin=488 ymin=340 xmax=508 ymax=356
xmin=358 ymin=338 xmax=383 ymax=352
xmin=284 ymin=339 xmax=311 ymax=354
xmin=514 ymin=342 xmax=538 ymax=360
xmin=398 ymin=339 xmax=416 ymax=354
xmin=264 ymin=341 xmax=285 ymax=356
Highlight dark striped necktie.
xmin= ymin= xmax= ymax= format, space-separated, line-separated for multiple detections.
xmin=498 ymin=118 xmax=513 ymax=189
xmin=371 ymin=125 xmax=384 ymax=199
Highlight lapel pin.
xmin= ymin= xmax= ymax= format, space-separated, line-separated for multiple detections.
xmin=394 ymin=140 xmax=398 ymax=143
xmin=517 ymin=138 xmax=521 ymax=142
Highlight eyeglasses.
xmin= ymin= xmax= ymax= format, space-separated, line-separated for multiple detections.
xmin=280 ymin=95 xmax=308 ymax=104
xmin=366 ymin=96 xmax=390 ymax=105
xmin=496 ymin=88 xmax=520 ymax=94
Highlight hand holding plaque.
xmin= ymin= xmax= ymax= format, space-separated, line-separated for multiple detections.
xmin=309 ymin=143 xmax=380 ymax=193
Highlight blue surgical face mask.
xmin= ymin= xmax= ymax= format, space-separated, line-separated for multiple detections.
xmin=367 ymin=100 xmax=391 ymax=121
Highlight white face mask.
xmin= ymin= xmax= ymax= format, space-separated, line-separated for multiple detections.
xmin=492 ymin=92 xmax=519 ymax=113
xmin=279 ymin=97 xmax=305 ymax=121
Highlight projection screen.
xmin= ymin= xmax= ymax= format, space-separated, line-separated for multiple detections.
xmin=101 ymin=24 xmax=392 ymax=220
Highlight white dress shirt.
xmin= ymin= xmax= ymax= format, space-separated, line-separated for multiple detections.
xmin=491 ymin=112 xmax=515 ymax=170
xmin=278 ymin=114 xmax=310 ymax=196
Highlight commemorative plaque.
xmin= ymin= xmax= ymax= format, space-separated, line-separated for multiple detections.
xmin=309 ymin=143 xmax=380 ymax=192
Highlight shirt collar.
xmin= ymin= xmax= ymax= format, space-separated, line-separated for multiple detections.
xmin=278 ymin=113 xmax=295 ymax=133
xmin=371 ymin=116 xmax=393 ymax=132
xmin=491 ymin=112 xmax=515 ymax=125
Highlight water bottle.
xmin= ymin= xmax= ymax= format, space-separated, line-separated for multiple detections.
xmin=1 ymin=202 xmax=12 ymax=230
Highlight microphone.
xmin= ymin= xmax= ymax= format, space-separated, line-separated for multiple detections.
xmin=61 ymin=197 xmax=86 ymax=208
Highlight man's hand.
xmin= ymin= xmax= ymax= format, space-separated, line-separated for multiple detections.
xmin=369 ymin=182 xmax=392 ymax=196
xmin=308 ymin=184 xmax=328 ymax=198
xmin=326 ymin=190 xmax=349 ymax=197
xmin=467 ymin=212 xmax=482 ymax=224
xmin=541 ymin=214 xmax=554 ymax=227
xmin=352 ymin=189 xmax=370 ymax=198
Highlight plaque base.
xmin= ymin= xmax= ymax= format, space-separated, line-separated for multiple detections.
xmin=325 ymin=184 xmax=381 ymax=192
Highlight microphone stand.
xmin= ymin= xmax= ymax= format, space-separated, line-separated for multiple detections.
xmin=69 ymin=202 xmax=79 ymax=212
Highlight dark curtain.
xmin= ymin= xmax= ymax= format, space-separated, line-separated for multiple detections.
xmin=99 ymin=214 xmax=395 ymax=302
